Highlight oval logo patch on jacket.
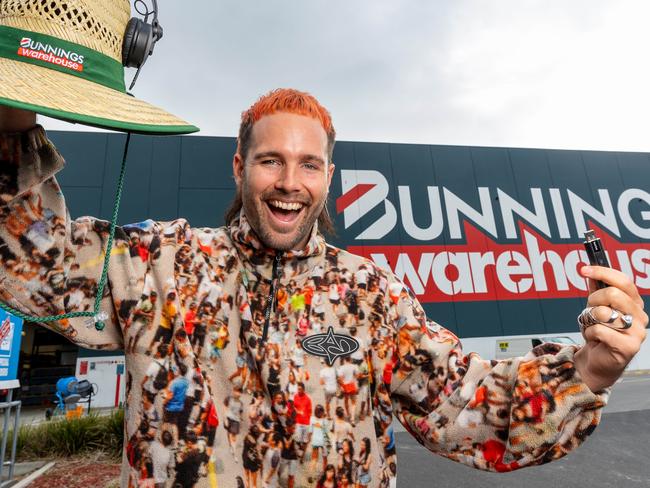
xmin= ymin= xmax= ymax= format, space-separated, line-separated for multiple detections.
xmin=301 ymin=326 xmax=360 ymax=366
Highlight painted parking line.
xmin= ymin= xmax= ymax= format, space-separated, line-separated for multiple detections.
xmin=618 ymin=377 xmax=650 ymax=384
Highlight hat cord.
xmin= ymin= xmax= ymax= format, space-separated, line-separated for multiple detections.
xmin=0 ymin=133 xmax=132 ymax=332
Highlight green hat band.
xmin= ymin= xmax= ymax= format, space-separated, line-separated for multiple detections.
xmin=0 ymin=25 xmax=126 ymax=93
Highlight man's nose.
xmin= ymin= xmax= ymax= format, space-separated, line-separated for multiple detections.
xmin=275 ymin=164 xmax=301 ymax=192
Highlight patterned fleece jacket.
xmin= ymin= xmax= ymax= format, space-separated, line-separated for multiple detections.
xmin=0 ymin=127 xmax=608 ymax=488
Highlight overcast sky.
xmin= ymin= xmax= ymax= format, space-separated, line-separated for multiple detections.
xmin=42 ymin=0 xmax=650 ymax=152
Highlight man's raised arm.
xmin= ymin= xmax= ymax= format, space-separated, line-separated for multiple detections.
xmin=381 ymin=277 xmax=612 ymax=473
xmin=0 ymin=107 xmax=150 ymax=350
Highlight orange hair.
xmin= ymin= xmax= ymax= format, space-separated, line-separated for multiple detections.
xmin=237 ymin=88 xmax=336 ymax=162
xmin=226 ymin=88 xmax=337 ymax=234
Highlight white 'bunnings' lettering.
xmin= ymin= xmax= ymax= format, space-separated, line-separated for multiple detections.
xmin=567 ymin=189 xmax=620 ymax=237
xmin=19 ymin=37 xmax=85 ymax=63
xmin=443 ymin=187 xmax=498 ymax=239
xmin=498 ymin=188 xmax=551 ymax=239
xmin=341 ymin=170 xmax=650 ymax=240
xmin=617 ymin=189 xmax=650 ymax=239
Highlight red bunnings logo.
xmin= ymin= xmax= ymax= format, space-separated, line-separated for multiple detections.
xmin=337 ymin=170 xmax=650 ymax=303
xmin=18 ymin=37 xmax=85 ymax=72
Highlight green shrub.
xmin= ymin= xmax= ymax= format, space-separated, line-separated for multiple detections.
xmin=6 ymin=409 xmax=124 ymax=461
xmin=102 ymin=408 xmax=125 ymax=459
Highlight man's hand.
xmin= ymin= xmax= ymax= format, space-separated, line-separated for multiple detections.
xmin=574 ymin=265 xmax=648 ymax=392
xmin=0 ymin=106 xmax=37 ymax=132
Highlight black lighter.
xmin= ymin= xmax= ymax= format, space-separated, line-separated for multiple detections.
xmin=583 ymin=229 xmax=610 ymax=289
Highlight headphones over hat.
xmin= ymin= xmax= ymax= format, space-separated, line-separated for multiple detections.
xmin=122 ymin=0 xmax=163 ymax=88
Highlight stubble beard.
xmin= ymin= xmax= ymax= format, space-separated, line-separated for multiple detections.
xmin=241 ymin=181 xmax=324 ymax=252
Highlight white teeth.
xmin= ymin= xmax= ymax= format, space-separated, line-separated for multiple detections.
xmin=269 ymin=200 xmax=304 ymax=211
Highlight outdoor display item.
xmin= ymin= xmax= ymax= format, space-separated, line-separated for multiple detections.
xmin=45 ymin=377 xmax=96 ymax=420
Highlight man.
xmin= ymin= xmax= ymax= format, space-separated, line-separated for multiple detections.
xmin=337 ymin=356 xmax=360 ymax=424
xmin=279 ymin=419 xmax=299 ymax=488
xmin=261 ymin=432 xmax=282 ymax=488
xmin=184 ymin=301 xmax=198 ymax=337
xmin=224 ymin=386 xmax=245 ymax=458
xmin=141 ymin=342 xmax=171 ymax=406
xmin=174 ymin=431 xmax=209 ymax=488
xmin=291 ymin=381 xmax=313 ymax=460
xmin=127 ymin=290 xmax=157 ymax=352
xmin=1 ymin=83 xmax=647 ymax=487
xmin=163 ymin=361 xmax=190 ymax=443
xmin=149 ymin=290 xmax=178 ymax=354
xmin=149 ymin=430 xmax=174 ymax=488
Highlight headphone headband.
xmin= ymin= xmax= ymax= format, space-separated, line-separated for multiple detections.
xmin=122 ymin=0 xmax=163 ymax=88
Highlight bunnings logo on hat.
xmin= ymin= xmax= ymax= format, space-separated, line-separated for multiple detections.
xmin=18 ymin=37 xmax=85 ymax=72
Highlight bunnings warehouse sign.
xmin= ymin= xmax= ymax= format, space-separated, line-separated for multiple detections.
xmin=48 ymin=131 xmax=650 ymax=336
xmin=329 ymin=144 xmax=650 ymax=305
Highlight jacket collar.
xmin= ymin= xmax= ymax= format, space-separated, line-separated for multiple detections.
xmin=228 ymin=211 xmax=325 ymax=262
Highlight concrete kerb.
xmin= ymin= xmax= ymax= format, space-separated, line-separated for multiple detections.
xmin=18 ymin=406 xmax=118 ymax=428
xmin=4 ymin=461 xmax=54 ymax=488
xmin=1 ymin=461 xmax=45 ymax=482
xmin=623 ymin=369 xmax=650 ymax=376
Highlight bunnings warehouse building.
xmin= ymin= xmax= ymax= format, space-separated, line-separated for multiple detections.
xmin=16 ymin=129 xmax=650 ymax=407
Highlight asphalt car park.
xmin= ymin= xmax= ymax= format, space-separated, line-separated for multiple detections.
xmin=396 ymin=372 xmax=650 ymax=488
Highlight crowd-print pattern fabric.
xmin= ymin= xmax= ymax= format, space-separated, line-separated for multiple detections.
xmin=0 ymin=127 xmax=609 ymax=488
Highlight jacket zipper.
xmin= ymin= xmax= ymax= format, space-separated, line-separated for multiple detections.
xmin=262 ymin=252 xmax=282 ymax=342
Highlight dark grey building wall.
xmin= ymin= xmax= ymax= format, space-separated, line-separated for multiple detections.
xmin=51 ymin=131 xmax=237 ymax=227
xmin=49 ymin=130 xmax=650 ymax=339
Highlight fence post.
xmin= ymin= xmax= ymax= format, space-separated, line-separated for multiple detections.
xmin=0 ymin=385 xmax=21 ymax=488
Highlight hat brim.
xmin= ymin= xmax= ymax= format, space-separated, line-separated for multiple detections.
xmin=0 ymin=58 xmax=199 ymax=135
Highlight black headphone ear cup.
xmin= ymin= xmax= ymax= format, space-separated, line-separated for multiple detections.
xmin=123 ymin=18 xmax=153 ymax=68
xmin=122 ymin=17 xmax=140 ymax=67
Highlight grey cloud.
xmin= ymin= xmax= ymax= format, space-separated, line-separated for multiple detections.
xmin=42 ymin=1 xmax=650 ymax=152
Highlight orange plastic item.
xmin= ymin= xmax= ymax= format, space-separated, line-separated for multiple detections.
xmin=66 ymin=405 xmax=83 ymax=420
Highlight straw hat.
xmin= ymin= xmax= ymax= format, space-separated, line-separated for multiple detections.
xmin=0 ymin=0 xmax=198 ymax=134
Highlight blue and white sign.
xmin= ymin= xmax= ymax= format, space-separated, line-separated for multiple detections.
xmin=0 ymin=310 xmax=23 ymax=387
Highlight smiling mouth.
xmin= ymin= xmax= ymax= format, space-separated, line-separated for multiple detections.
xmin=266 ymin=199 xmax=306 ymax=224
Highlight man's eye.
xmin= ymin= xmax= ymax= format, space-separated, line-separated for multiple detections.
xmin=262 ymin=159 xmax=279 ymax=166
xmin=303 ymin=162 xmax=319 ymax=170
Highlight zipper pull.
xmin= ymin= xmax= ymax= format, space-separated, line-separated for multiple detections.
xmin=272 ymin=252 xmax=282 ymax=280
xmin=262 ymin=252 xmax=282 ymax=342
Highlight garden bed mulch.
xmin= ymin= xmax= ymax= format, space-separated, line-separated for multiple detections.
xmin=25 ymin=457 xmax=120 ymax=488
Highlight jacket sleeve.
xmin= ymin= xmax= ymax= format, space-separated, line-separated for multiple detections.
xmin=383 ymin=277 xmax=609 ymax=472
xmin=0 ymin=126 xmax=153 ymax=350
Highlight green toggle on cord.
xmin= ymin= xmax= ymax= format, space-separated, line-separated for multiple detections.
xmin=0 ymin=132 xmax=132 ymax=331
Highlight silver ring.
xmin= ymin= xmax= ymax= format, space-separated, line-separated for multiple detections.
xmin=621 ymin=313 xmax=633 ymax=329
xmin=577 ymin=306 xmax=633 ymax=332
xmin=603 ymin=308 xmax=620 ymax=324
xmin=577 ymin=306 xmax=599 ymax=333
xmin=606 ymin=308 xmax=633 ymax=330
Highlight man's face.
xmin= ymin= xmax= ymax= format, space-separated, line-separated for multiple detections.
xmin=233 ymin=112 xmax=334 ymax=251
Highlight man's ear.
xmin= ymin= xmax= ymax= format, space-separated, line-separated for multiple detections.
xmin=233 ymin=152 xmax=244 ymax=187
